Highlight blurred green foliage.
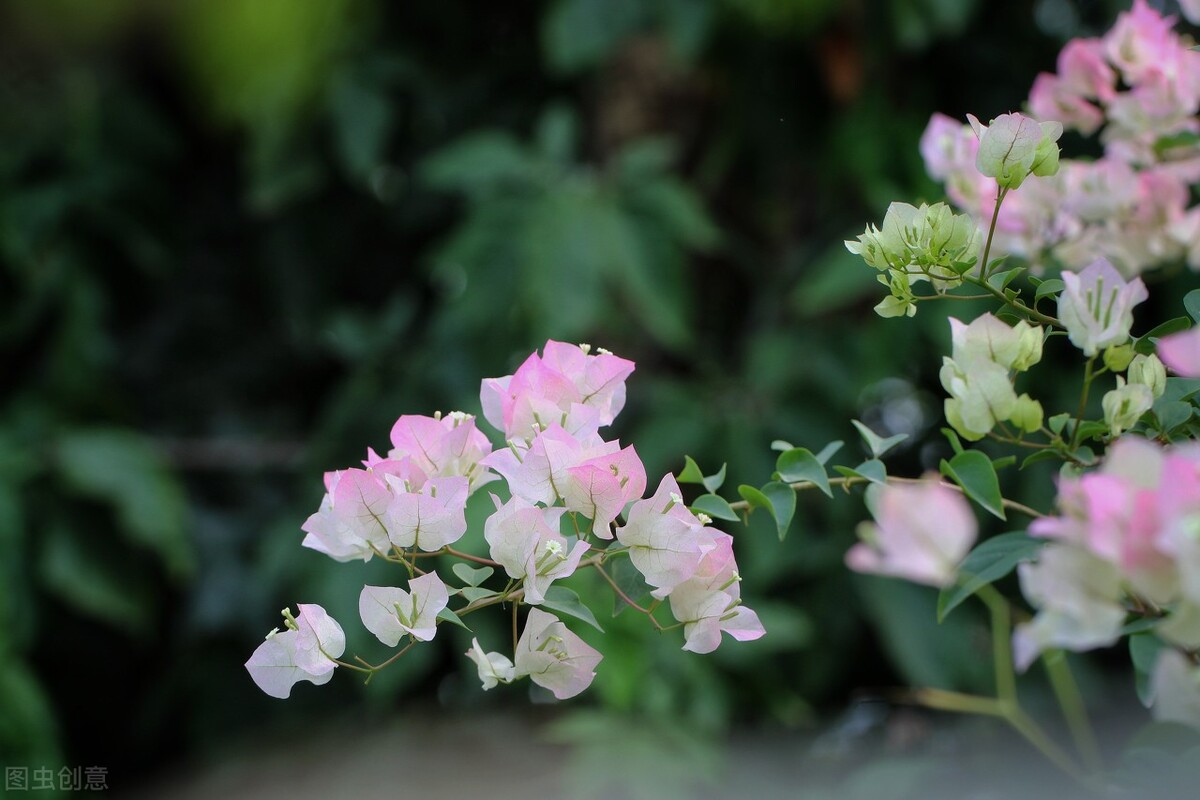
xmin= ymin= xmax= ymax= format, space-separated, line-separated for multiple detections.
xmin=0 ymin=0 xmax=1150 ymax=790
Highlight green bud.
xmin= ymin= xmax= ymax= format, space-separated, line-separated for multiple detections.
xmin=1102 ymin=376 xmax=1154 ymax=437
xmin=1103 ymin=344 xmax=1136 ymax=372
xmin=1008 ymin=393 xmax=1044 ymax=434
xmin=1128 ymin=353 xmax=1167 ymax=399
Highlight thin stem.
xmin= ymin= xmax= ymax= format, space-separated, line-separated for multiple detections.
xmin=1043 ymin=650 xmax=1103 ymax=772
xmin=594 ymin=563 xmax=665 ymax=631
xmin=443 ymin=546 xmax=501 ymax=567
xmin=726 ymin=475 xmax=1044 ymax=518
xmin=1070 ymin=356 xmax=1097 ymax=452
xmin=512 ymin=599 xmax=519 ymax=652
xmin=980 ymin=186 xmax=1008 ymax=281
xmin=977 ymin=584 xmax=1017 ymax=706
xmin=965 ymin=274 xmax=1063 ymax=327
xmin=911 ymin=688 xmax=1090 ymax=786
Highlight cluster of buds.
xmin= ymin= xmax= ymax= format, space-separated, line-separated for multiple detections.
xmin=845 ymin=202 xmax=982 ymax=317
xmin=246 ymin=341 xmax=763 ymax=701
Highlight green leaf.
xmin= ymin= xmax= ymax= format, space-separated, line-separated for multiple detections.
xmin=452 ymin=563 xmax=494 ymax=587
xmin=775 ymin=448 xmax=832 ymax=497
xmin=1048 ymin=413 xmax=1071 ymax=435
xmin=851 ymin=419 xmax=908 ymax=459
xmin=677 ymin=455 xmax=706 ymax=484
xmin=940 ymin=450 xmax=1006 ymax=520
xmin=541 ymin=586 xmax=604 ymax=632
xmin=991 ymin=455 xmax=1016 ymax=470
xmin=1187 ymin=289 xmax=1200 ymax=324
xmin=691 ymin=493 xmax=739 ymax=522
xmin=987 ymin=267 xmax=1025 ymax=291
xmin=1034 ymin=278 xmax=1065 ymax=301
xmin=814 ymin=440 xmax=844 ymax=465
xmin=936 ymin=533 xmax=1045 ymax=621
xmin=1021 ymin=449 xmax=1063 ymax=469
xmin=833 ymin=459 xmax=887 ymax=486
xmin=1154 ymin=400 xmax=1194 ymax=434
xmin=702 ymin=463 xmax=727 ymax=494
xmin=761 ymin=480 xmax=797 ymax=541
xmin=436 ymin=607 xmax=471 ymax=631
xmin=55 ymin=429 xmax=193 ymax=578
xmin=607 ymin=555 xmax=651 ymax=616
xmin=941 ymin=427 xmax=964 ymax=455
xmin=770 ymin=439 xmax=794 ymax=452
xmin=1130 ymin=633 xmax=1166 ymax=707
xmin=737 ymin=483 xmax=772 ymax=513
xmin=1136 ymin=317 xmax=1192 ymax=354
xmin=460 ymin=587 xmax=497 ymax=603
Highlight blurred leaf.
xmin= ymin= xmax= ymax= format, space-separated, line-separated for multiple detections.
xmin=542 ymin=0 xmax=645 ymax=75
xmin=1130 ymin=633 xmax=1166 ymax=707
xmin=937 ymin=533 xmax=1044 ymax=622
xmin=607 ymin=555 xmax=652 ymax=616
xmin=55 ymin=428 xmax=193 ymax=578
xmin=0 ymin=660 xmax=61 ymax=767
xmin=856 ymin=576 xmax=991 ymax=692
xmin=329 ymin=71 xmax=393 ymax=180
xmin=939 ymin=450 xmax=1006 ymax=521
xmin=536 ymin=105 xmax=579 ymax=163
xmin=851 ymin=419 xmax=908 ymax=459
xmin=38 ymin=524 xmax=154 ymax=635
xmin=420 ymin=131 xmax=535 ymax=194
xmin=677 ymin=455 xmax=706 ymax=484
xmin=1186 ymin=289 xmax=1200 ymax=324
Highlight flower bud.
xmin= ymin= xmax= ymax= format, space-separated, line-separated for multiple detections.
xmin=968 ymin=112 xmax=1063 ymax=190
xmin=1103 ymin=344 xmax=1136 ymax=372
xmin=1128 ymin=353 xmax=1166 ymax=399
xmin=1102 ymin=376 xmax=1153 ymax=437
xmin=1009 ymin=393 xmax=1045 ymax=434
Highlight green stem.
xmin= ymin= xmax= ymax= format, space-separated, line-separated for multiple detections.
xmin=726 ymin=475 xmax=1044 ymax=518
xmin=965 ymin=274 xmax=1062 ymax=327
xmin=980 ymin=186 xmax=1007 ymax=281
xmin=913 ymin=688 xmax=1091 ymax=786
xmin=1070 ymin=356 xmax=1097 ymax=452
xmin=1043 ymin=650 xmax=1103 ymax=772
xmin=977 ymin=584 xmax=1017 ymax=705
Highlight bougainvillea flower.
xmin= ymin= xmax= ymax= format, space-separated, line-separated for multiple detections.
xmin=1158 ymin=326 xmax=1200 ymax=378
xmin=483 ymin=496 xmax=589 ymax=605
xmin=359 ymin=572 xmax=450 ymax=645
xmin=564 ymin=444 xmax=647 ymax=537
xmin=384 ymin=475 xmax=470 ymax=551
xmin=846 ymin=476 xmax=977 ymax=587
xmin=245 ymin=605 xmax=345 ymax=699
xmin=513 ymin=608 xmax=602 ymax=699
xmin=388 ymin=413 xmax=494 ymax=493
xmin=1012 ymin=545 xmax=1126 ymax=671
xmin=1058 ymin=258 xmax=1148 ymax=356
xmin=465 ymin=638 xmax=515 ymax=691
xmin=301 ymin=468 xmax=394 ymax=562
xmin=667 ymin=533 xmax=764 ymax=654
xmin=615 ymin=474 xmax=713 ymax=597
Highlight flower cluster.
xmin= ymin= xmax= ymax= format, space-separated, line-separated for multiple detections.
xmin=1018 ymin=437 xmax=1200 ymax=718
xmin=922 ymin=0 xmax=1200 ymax=276
xmin=246 ymin=341 xmax=763 ymax=701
